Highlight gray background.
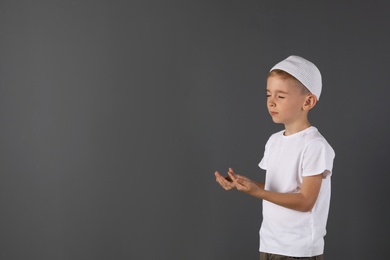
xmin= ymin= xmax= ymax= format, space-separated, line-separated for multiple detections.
xmin=0 ymin=1 xmax=389 ymax=259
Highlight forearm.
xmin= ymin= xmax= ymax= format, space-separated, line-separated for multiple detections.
xmin=256 ymin=182 xmax=265 ymax=189
xmin=252 ymin=189 xmax=313 ymax=212
xmin=231 ymin=171 xmax=322 ymax=212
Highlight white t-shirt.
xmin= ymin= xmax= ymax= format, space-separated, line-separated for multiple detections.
xmin=258 ymin=126 xmax=335 ymax=257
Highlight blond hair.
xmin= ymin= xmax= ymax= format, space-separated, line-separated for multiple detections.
xmin=268 ymin=69 xmax=310 ymax=95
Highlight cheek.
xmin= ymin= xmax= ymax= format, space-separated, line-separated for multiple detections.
xmin=284 ymin=101 xmax=302 ymax=112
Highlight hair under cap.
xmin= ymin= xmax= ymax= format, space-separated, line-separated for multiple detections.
xmin=270 ymin=55 xmax=322 ymax=100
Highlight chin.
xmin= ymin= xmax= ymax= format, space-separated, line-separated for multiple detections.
xmin=271 ymin=118 xmax=283 ymax=124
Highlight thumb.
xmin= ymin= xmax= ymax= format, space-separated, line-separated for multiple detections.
xmin=236 ymin=178 xmax=244 ymax=185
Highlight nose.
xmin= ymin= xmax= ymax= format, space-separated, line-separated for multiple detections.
xmin=267 ymin=97 xmax=275 ymax=108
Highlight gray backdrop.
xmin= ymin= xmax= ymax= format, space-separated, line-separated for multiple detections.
xmin=1 ymin=1 xmax=389 ymax=259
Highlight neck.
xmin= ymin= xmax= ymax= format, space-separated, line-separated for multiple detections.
xmin=283 ymin=120 xmax=311 ymax=136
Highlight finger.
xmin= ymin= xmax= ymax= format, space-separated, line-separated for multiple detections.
xmin=220 ymin=180 xmax=233 ymax=190
xmin=216 ymin=171 xmax=227 ymax=183
xmin=229 ymin=168 xmax=240 ymax=181
xmin=227 ymin=171 xmax=244 ymax=190
xmin=236 ymin=178 xmax=244 ymax=185
xmin=215 ymin=173 xmax=234 ymax=190
xmin=215 ymin=171 xmax=228 ymax=184
xmin=227 ymin=171 xmax=246 ymax=190
xmin=224 ymin=178 xmax=235 ymax=189
xmin=236 ymin=178 xmax=251 ymax=192
xmin=215 ymin=174 xmax=224 ymax=185
xmin=227 ymin=170 xmax=237 ymax=182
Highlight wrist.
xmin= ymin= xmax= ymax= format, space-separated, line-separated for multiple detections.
xmin=252 ymin=185 xmax=265 ymax=199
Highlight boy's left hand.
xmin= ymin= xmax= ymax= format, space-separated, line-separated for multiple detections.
xmin=215 ymin=169 xmax=236 ymax=190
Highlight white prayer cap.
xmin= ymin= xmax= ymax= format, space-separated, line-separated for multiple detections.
xmin=270 ymin=55 xmax=322 ymax=100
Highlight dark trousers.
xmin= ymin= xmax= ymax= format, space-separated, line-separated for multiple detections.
xmin=260 ymin=252 xmax=324 ymax=260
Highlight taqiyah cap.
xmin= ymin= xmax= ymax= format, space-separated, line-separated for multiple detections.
xmin=270 ymin=55 xmax=322 ymax=100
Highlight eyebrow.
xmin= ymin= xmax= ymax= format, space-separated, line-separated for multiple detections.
xmin=266 ymin=89 xmax=289 ymax=94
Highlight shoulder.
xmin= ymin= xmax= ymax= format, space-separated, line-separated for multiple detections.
xmin=264 ymin=130 xmax=285 ymax=148
xmin=302 ymin=127 xmax=335 ymax=156
xmin=267 ymin=129 xmax=285 ymax=141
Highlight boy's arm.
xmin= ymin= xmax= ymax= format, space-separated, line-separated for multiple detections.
xmin=215 ymin=168 xmax=264 ymax=190
xmin=228 ymin=169 xmax=322 ymax=212
xmin=256 ymin=181 xmax=265 ymax=189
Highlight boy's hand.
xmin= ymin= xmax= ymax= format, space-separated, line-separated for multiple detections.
xmin=227 ymin=168 xmax=261 ymax=196
xmin=215 ymin=168 xmax=236 ymax=190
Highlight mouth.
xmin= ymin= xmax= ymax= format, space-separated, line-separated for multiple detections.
xmin=269 ymin=111 xmax=278 ymax=116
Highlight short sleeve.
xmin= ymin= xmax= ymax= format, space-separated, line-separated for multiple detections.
xmin=302 ymin=139 xmax=335 ymax=178
xmin=259 ymin=141 xmax=269 ymax=170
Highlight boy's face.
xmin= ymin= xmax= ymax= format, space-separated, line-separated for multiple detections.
xmin=266 ymin=75 xmax=309 ymax=126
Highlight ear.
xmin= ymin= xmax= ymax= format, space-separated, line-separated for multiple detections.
xmin=303 ymin=94 xmax=317 ymax=111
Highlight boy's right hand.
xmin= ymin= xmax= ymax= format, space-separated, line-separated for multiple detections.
xmin=214 ymin=169 xmax=236 ymax=190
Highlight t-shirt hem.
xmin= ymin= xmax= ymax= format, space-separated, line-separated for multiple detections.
xmin=259 ymin=246 xmax=324 ymax=258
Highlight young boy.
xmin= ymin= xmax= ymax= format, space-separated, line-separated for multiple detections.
xmin=215 ymin=55 xmax=335 ymax=260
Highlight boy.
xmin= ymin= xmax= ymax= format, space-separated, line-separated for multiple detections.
xmin=215 ymin=55 xmax=335 ymax=260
